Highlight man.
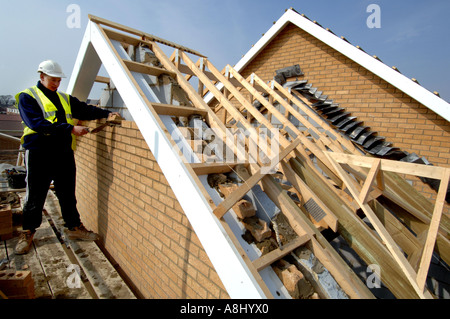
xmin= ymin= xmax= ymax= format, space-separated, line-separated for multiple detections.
xmin=14 ymin=60 xmax=118 ymax=255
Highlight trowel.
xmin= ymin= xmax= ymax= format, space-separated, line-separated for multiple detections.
xmin=89 ymin=114 xmax=123 ymax=134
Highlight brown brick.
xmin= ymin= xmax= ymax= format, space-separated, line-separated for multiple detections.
xmin=0 ymin=204 xmax=12 ymax=240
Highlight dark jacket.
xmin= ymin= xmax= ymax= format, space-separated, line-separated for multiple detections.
xmin=17 ymin=81 xmax=110 ymax=150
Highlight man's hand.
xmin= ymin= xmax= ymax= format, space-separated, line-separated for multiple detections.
xmin=72 ymin=125 xmax=90 ymax=136
xmin=107 ymin=112 xmax=121 ymax=122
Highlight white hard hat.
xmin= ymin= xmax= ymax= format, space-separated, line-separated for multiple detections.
xmin=37 ymin=60 xmax=66 ymax=78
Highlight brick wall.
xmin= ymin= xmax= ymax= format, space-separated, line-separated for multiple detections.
xmin=74 ymin=119 xmax=229 ymax=299
xmin=239 ymin=22 xmax=450 ymax=202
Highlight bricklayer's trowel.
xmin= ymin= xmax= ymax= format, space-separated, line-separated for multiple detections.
xmin=89 ymin=114 xmax=123 ymax=134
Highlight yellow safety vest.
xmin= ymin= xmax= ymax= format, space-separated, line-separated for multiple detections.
xmin=16 ymin=86 xmax=77 ymax=150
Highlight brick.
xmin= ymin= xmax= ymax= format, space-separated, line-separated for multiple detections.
xmin=0 ymin=204 xmax=12 ymax=240
xmin=273 ymin=260 xmax=313 ymax=299
xmin=233 ymin=200 xmax=256 ymax=219
xmin=0 ymin=271 xmax=35 ymax=298
xmin=241 ymin=216 xmax=272 ymax=242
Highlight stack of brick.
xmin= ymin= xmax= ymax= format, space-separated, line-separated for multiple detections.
xmin=0 ymin=204 xmax=12 ymax=240
xmin=0 ymin=270 xmax=35 ymax=299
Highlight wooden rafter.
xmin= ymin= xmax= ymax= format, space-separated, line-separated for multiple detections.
xmin=256 ymin=74 xmax=450 ymax=274
xmin=175 ymin=49 xmax=374 ymax=298
xmin=326 ymin=151 xmax=449 ymax=297
xmin=213 ymin=137 xmax=302 ymax=219
xmin=88 ymin=14 xmax=206 ymax=57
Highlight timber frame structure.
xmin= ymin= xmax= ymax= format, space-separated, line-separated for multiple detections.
xmin=66 ymin=15 xmax=449 ymax=299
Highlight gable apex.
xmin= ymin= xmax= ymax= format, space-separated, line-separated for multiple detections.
xmin=234 ymin=8 xmax=449 ymax=122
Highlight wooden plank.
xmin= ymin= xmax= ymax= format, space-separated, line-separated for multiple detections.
xmin=260 ymin=176 xmax=313 ymax=236
xmin=272 ymin=80 xmax=359 ymax=154
xmin=202 ymin=58 xmax=313 ymax=168
xmin=181 ymin=55 xmax=255 ymax=135
xmin=153 ymin=48 xmax=238 ymax=144
xmin=328 ymin=152 xmax=446 ymax=180
xmin=197 ymin=58 xmax=205 ymax=96
xmin=151 ymin=102 xmax=208 ymax=117
xmin=44 ymin=191 xmax=136 ymax=299
xmin=101 ymin=27 xmax=143 ymax=47
xmin=330 ymin=152 xmax=450 ymax=234
xmin=359 ymin=158 xmax=382 ymax=204
xmin=284 ymin=78 xmax=449 ymax=245
xmin=227 ymin=66 xmax=342 ymax=186
xmin=259 ymin=175 xmax=374 ymax=299
xmin=177 ymin=63 xmax=249 ymax=89
xmin=416 ymin=168 xmax=450 ymax=290
xmin=152 ymin=48 xmax=244 ymax=163
xmin=255 ymin=75 xmax=345 ymax=153
xmin=95 ymin=76 xmax=111 ymax=85
xmin=383 ymin=170 xmax=450 ymax=236
xmin=194 ymin=59 xmax=339 ymax=232
xmin=213 ymin=138 xmax=302 ymax=219
xmin=386 ymin=194 xmax=450 ymax=269
xmin=376 ymin=163 xmax=385 ymax=191
xmin=0 ymin=186 xmax=26 ymax=193
xmin=33 ymin=217 xmax=92 ymax=299
xmin=280 ymin=161 xmax=338 ymax=232
xmin=324 ymin=152 xmax=431 ymax=299
xmin=276 ymin=76 xmax=448 ymax=248
xmin=0 ymin=132 xmax=21 ymax=142
xmin=331 ymin=152 xmax=450 ymax=240
xmin=190 ymin=162 xmax=249 ymax=175
xmin=89 ymin=15 xmax=206 ymax=57
xmin=123 ymin=59 xmax=176 ymax=78
xmin=253 ymin=234 xmax=310 ymax=271
xmin=369 ymin=200 xmax=422 ymax=260
xmin=289 ymin=156 xmax=421 ymax=298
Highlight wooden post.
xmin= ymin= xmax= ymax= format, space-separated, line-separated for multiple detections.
xmin=416 ymin=168 xmax=450 ymax=290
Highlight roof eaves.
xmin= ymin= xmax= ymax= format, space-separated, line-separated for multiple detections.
xmin=234 ymin=8 xmax=450 ymax=122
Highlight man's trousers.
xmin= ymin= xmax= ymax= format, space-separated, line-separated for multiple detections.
xmin=22 ymin=148 xmax=82 ymax=232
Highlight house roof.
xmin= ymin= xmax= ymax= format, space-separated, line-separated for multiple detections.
xmin=233 ymin=8 xmax=450 ymax=122
xmin=64 ymin=15 xmax=448 ymax=299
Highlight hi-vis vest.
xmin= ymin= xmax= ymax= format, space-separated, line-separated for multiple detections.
xmin=16 ymin=86 xmax=77 ymax=150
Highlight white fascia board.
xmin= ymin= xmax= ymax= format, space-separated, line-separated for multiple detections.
xmin=233 ymin=12 xmax=291 ymax=73
xmin=70 ymin=21 xmax=268 ymax=298
xmin=66 ymin=21 xmax=102 ymax=100
xmin=233 ymin=9 xmax=450 ymax=122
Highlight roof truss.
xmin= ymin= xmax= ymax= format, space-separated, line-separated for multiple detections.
xmin=66 ymin=15 xmax=449 ymax=299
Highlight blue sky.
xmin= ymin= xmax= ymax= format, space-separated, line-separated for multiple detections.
xmin=1 ymin=0 xmax=449 ymax=102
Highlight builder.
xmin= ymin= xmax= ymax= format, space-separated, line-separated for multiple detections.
xmin=14 ymin=60 xmax=118 ymax=255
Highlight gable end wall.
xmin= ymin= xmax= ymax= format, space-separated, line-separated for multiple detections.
xmin=239 ymin=22 xmax=450 ymax=201
xmin=74 ymin=119 xmax=229 ymax=299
